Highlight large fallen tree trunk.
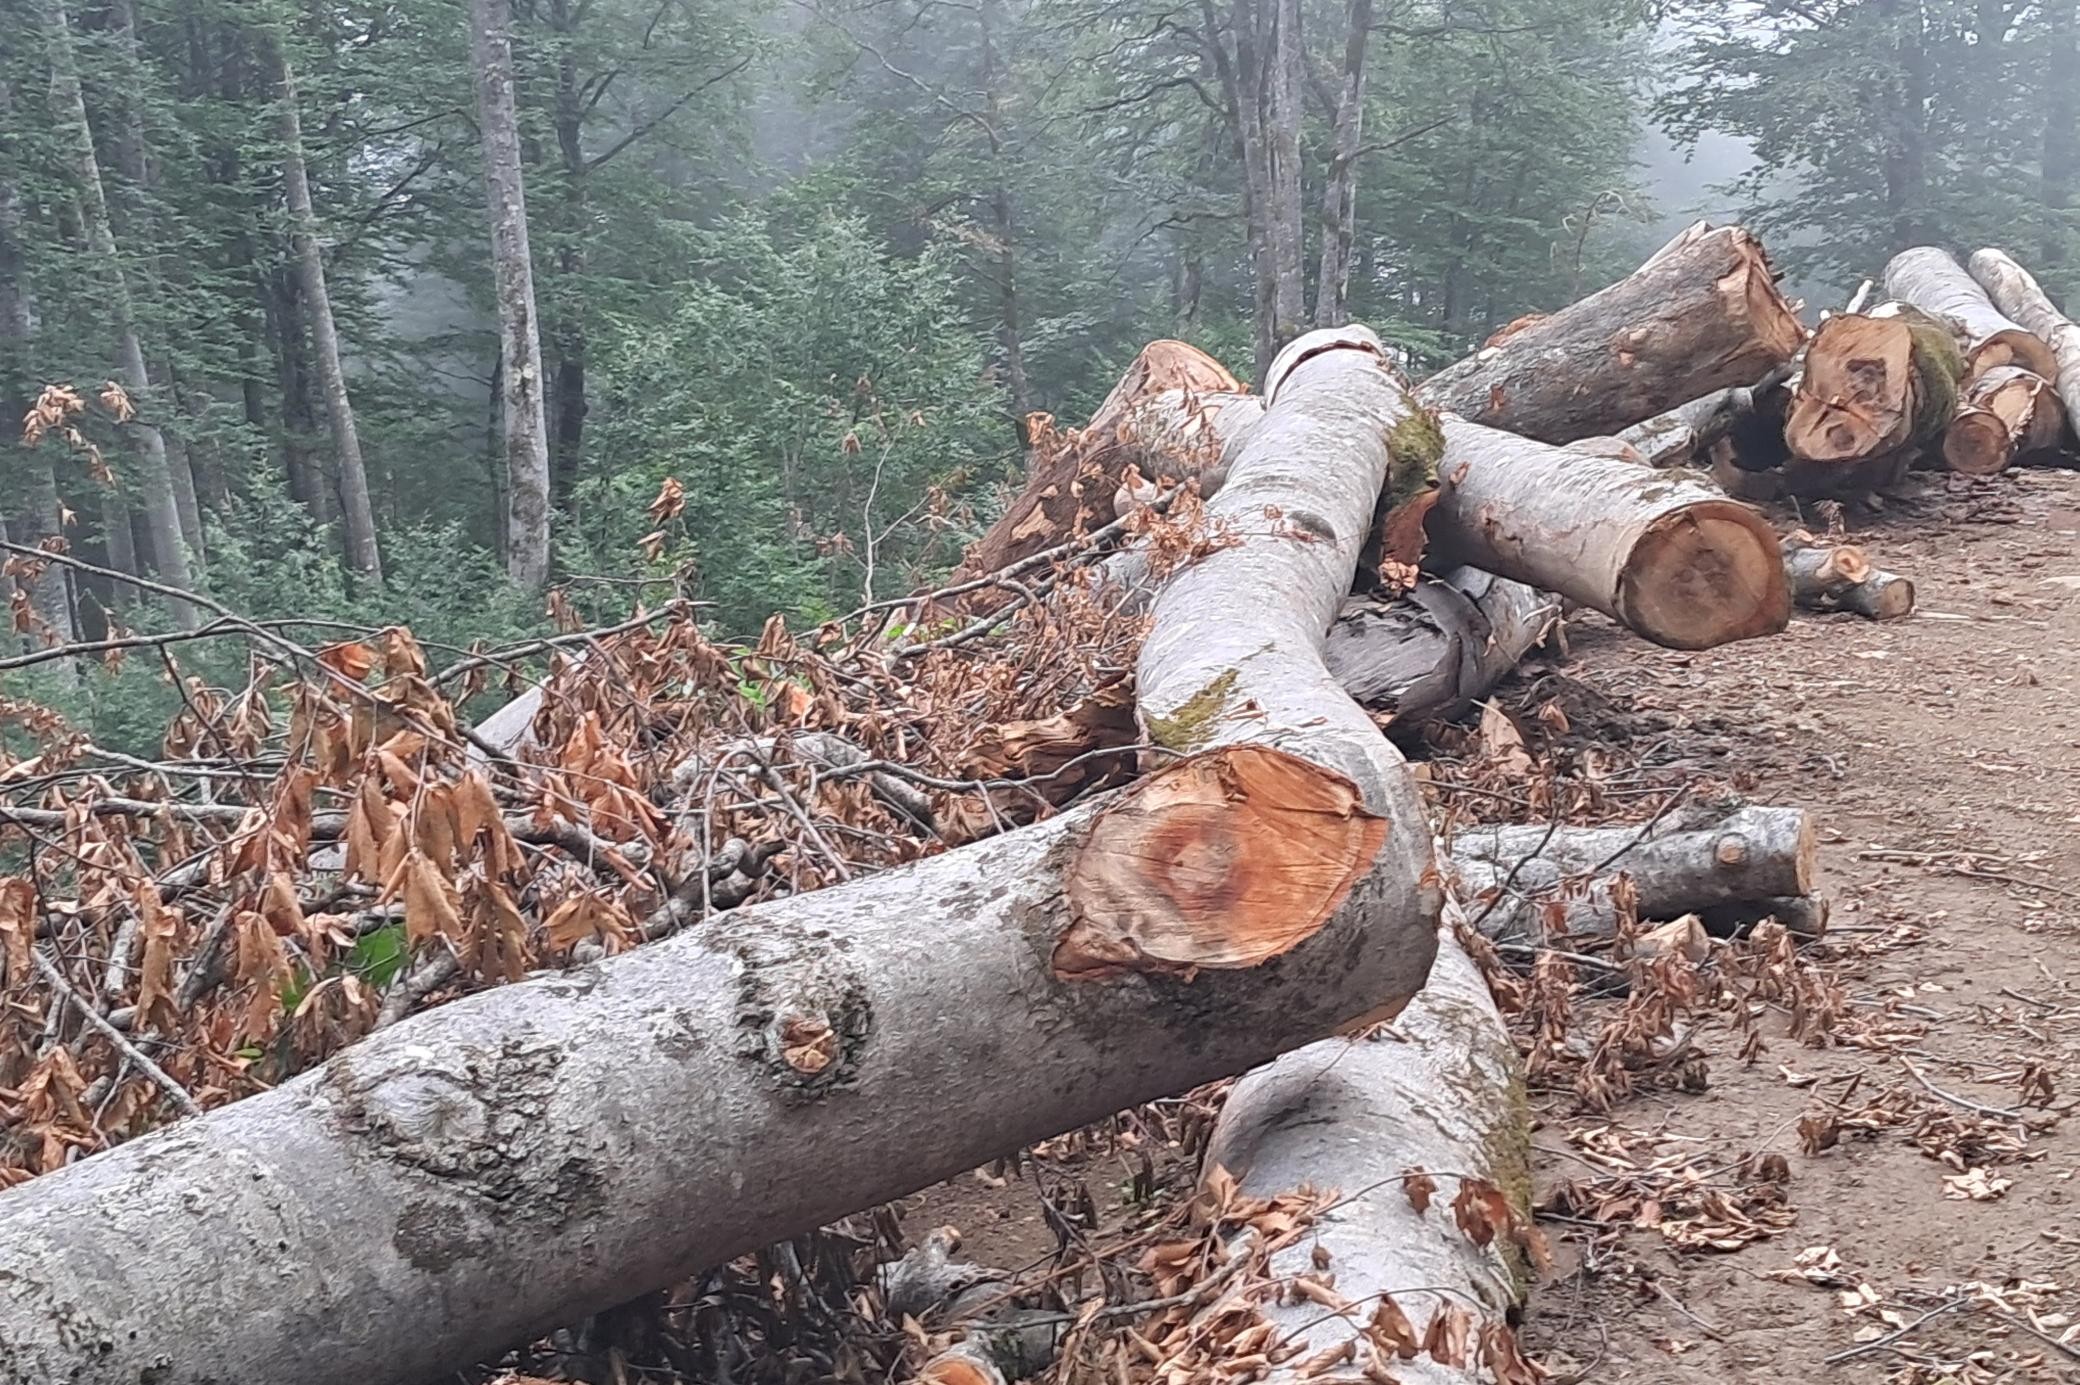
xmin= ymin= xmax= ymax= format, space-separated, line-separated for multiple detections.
xmin=1430 ymin=415 xmax=1790 ymax=650
xmin=1323 ymin=567 xmax=1562 ymax=725
xmin=1883 ymin=246 xmax=2060 ymax=385
xmin=1968 ymin=247 xmax=2080 ymax=431
xmin=1181 ymin=920 xmax=1529 ymax=1385
xmin=0 ymin=333 xmax=1443 ymax=1385
xmin=1941 ymin=363 xmax=2068 ymax=476
xmin=1781 ymin=304 xmax=1963 ymax=496
xmin=1413 ymin=222 xmax=1805 ymax=444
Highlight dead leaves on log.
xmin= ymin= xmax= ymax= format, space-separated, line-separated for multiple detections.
xmin=1054 ymin=746 xmax=1387 ymax=981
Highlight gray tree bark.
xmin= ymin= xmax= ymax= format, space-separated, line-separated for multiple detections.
xmin=1414 ymin=223 xmax=1806 ymax=444
xmin=0 ymin=75 xmax=77 ymax=656
xmin=1884 ymin=246 xmax=2059 ymax=384
xmin=1431 ymin=415 xmax=1789 ymax=650
xmin=1311 ymin=0 xmax=1371 ymax=327
xmin=470 ymin=0 xmax=553 ymax=591
xmin=1967 ymin=247 xmax=2080 ymax=430
xmin=37 ymin=0 xmax=197 ymax=622
xmin=1323 ymin=568 xmax=1559 ymax=726
xmin=273 ymin=39 xmax=383 ymax=581
xmin=1194 ymin=923 xmax=1526 ymax=1385
xmin=0 ymin=327 xmax=1442 ymax=1385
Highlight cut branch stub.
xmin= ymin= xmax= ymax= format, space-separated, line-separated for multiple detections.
xmin=1055 ymin=745 xmax=1387 ymax=981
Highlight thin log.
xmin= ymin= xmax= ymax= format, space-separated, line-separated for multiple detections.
xmin=1430 ymin=415 xmax=1789 ymax=650
xmin=1780 ymin=532 xmax=1915 ymax=621
xmin=1968 ymin=247 xmax=2080 ymax=430
xmin=1414 ymin=223 xmax=1805 ymax=444
xmin=1448 ymin=806 xmax=1819 ymax=947
xmin=1941 ymin=364 xmax=2067 ymax=476
xmin=0 ymin=331 xmax=1441 ymax=1385
xmin=1191 ymin=922 xmax=1527 ymax=1385
xmin=1884 ymin=247 xmax=2060 ymax=384
xmin=1322 ymin=567 xmax=1562 ymax=726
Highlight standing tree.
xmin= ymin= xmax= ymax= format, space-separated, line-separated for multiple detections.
xmin=270 ymin=32 xmax=383 ymax=582
xmin=35 ymin=0 xmax=196 ymax=620
xmin=469 ymin=0 xmax=553 ymax=591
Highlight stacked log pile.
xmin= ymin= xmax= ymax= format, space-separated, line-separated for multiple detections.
xmin=20 ymin=218 xmax=2080 ymax=1385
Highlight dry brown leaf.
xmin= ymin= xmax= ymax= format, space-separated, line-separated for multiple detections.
xmin=401 ymin=850 xmax=464 ymax=946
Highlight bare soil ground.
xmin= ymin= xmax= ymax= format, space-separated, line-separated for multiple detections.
xmin=1516 ymin=471 xmax=2080 ymax=1384
xmin=902 ymin=468 xmax=2080 ymax=1384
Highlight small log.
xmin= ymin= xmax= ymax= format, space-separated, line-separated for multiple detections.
xmin=0 ymin=333 xmax=1444 ymax=1385
xmin=1430 ymin=415 xmax=1789 ymax=650
xmin=1883 ymin=247 xmax=2060 ymax=384
xmin=1449 ymin=806 xmax=1819 ymax=947
xmin=1780 ymin=531 xmax=1916 ymax=620
xmin=1968 ymin=247 xmax=2080 ymax=430
xmin=1323 ymin=567 xmax=1562 ymax=727
xmin=1189 ymin=922 xmax=1528 ymax=1385
xmin=1941 ymin=364 xmax=2067 ymax=476
xmin=1414 ymin=222 xmax=1805 ymax=443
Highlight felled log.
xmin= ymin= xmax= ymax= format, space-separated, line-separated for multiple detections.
xmin=1941 ymin=364 xmax=2067 ymax=476
xmin=1188 ymin=921 xmax=1528 ymax=1385
xmin=0 ymin=332 xmax=1444 ymax=1385
xmin=1780 ymin=303 xmax=1963 ymax=496
xmin=1968 ymin=247 xmax=2080 ymax=430
xmin=1414 ymin=223 xmax=1805 ymax=443
xmin=1883 ymin=247 xmax=2060 ymax=384
xmin=1781 ymin=532 xmax=1915 ymax=620
xmin=1616 ymin=368 xmax=1794 ymax=469
xmin=1430 ymin=415 xmax=1789 ymax=650
xmin=1323 ymin=568 xmax=1561 ymax=726
xmin=1448 ymin=805 xmax=1820 ymax=947
xmin=951 ymin=341 xmax=1258 ymax=588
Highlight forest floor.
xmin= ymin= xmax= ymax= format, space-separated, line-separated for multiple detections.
xmin=903 ymin=468 xmax=2080 ymax=1385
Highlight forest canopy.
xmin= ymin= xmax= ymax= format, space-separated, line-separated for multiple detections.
xmin=3 ymin=0 xmax=2078 ymax=747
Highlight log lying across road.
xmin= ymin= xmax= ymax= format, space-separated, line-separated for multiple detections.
xmin=1969 ymin=247 xmax=2080 ymax=431
xmin=1415 ymin=222 xmax=1806 ymax=443
xmin=0 ymin=331 xmax=1446 ymax=1385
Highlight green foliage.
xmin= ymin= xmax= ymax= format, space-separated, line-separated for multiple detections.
xmin=572 ymin=213 xmax=1008 ymax=633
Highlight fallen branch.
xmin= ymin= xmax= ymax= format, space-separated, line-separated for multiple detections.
xmin=1780 ymin=531 xmax=1916 ymax=621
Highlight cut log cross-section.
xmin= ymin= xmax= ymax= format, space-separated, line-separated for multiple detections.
xmin=1414 ymin=222 xmax=1806 ymax=443
xmin=1779 ymin=302 xmax=1964 ymax=496
xmin=1969 ymin=247 xmax=2080 ymax=432
xmin=1429 ymin=414 xmax=1790 ymax=650
xmin=1942 ymin=364 xmax=2068 ymax=476
xmin=1780 ymin=531 xmax=1916 ymax=621
xmin=1884 ymin=246 xmax=2060 ymax=384
xmin=0 ymin=333 xmax=1444 ymax=1385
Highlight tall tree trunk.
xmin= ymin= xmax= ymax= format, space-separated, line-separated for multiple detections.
xmin=1878 ymin=0 xmax=1931 ymax=251
xmin=547 ymin=0 xmax=588 ymax=505
xmin=37 ymin=0 xmax=197 ymax=621
xmin=263 ymin=266 xmax=330 ymax=522
xmin=0 ymin=80 xmax=79 ymax=658
xmin=470 ymin=0 xmax=553 ymax=591
xmin=272 ymin=39 xmax=382 ymax=581
xmin=109 ymin=0 xmax=208 ymax=569
xmin=1263 ymin=0 xmax=1305 ymax=340
xmin=2044 ymin=0 xmax=2079 ymax=270
xmin=1311 ymin=0 xmax=1370 ymax=326
xmin=977 ymin=0 xmax=1032 ymax=434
